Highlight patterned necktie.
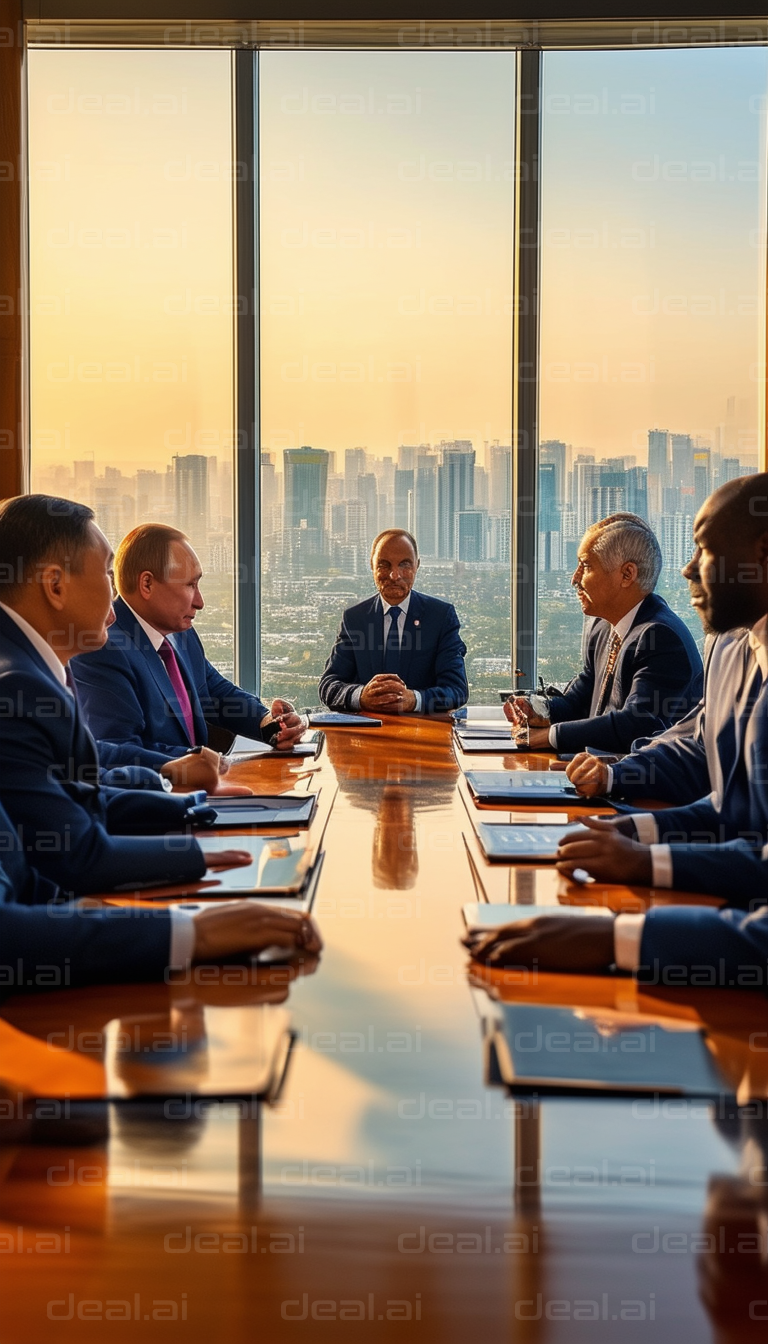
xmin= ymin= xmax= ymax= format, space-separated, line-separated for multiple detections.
xmin=383 ymin=607 xmax=402 ymax=674
xmin=157 ymin=639 xmax=196 ymax=744
xmin=595 ymin=632 xmax=622 ymax=715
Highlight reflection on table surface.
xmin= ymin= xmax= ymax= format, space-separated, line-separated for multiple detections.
xmin=0 ymin=718 xmax=764 ymax=1341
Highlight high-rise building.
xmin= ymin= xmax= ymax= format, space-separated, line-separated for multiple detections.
xmin=488 ymin=443 xmax=512 ymax=513
xmin=173 ymin=454 xmax=208 ymax=546
xmin=356 ymin=472 xmax=379 ymax=543
xmin=539 ymin=462 xmax=559 ymax=532
xmin=540 ymin=440 xmax=566 ymax=506
xmin=398 ymin=445 xmax=417 ymax=472
xmin=414 ymin=456 xmax=438 ymax=557
xmin=693 ymin=447 xmax=711 ymax=512
xmin=438 ymin=444 xmax=475 ymax=558
xmin=670 ymin=434 xmax=694 ymax=491
xmin=626 ymin=466 xmax=648 ymax=521
xmin=648 ymin=430 xmax=670 ymax=484
xmin=344 ymin=448 xmax=367 ymax=498
xmin=394 ymin=468 xmax=414 ymax=531
xmin=283 ymin=446 xmax=329 ymax=535
xmin=456 ymin=510 xmax=485 ymax=562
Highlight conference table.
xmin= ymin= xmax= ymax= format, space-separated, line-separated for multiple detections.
xmin=1 ymin=719 xmax=766 ymax=1342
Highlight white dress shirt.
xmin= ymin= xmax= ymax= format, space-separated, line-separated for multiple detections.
xmin=547 ymin=599 xmax=645 ymax=748
xmin=124 ymin=600 xmax=166 ymax=652
xmin=350 ymin=592 xmax=423 ymax=713
xmin=0 ymin=602 xmax=196 ymax=971
xmin=614 ymin=612 xmax=768 ymax=971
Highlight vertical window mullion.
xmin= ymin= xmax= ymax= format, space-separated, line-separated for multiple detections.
xmin=234 ymin=48 xmax=260 ymax=694
xmin=511 ymin=48 xmax=542 ymax=690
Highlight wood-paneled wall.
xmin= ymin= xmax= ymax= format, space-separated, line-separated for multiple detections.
xmin=0 ymin=2 xmax=23 ymax=500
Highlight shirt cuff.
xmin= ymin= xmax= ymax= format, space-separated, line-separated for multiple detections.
xmin=168 ymin=907 xmax=196 ymax=970
xmin=547 ymin=724 xmax=558 ymax=748
xmin=614 ymin=913 xmax=646 ymax=971
xmin=413 ymin=691 xmax=422 ymax=713
xmin=650 ymin=843 xmax=674 ymax=888
xmin=604 ymin=765 xmax=614 ymax=793
xmin=629 ymin=811 xmax=659 ymax=845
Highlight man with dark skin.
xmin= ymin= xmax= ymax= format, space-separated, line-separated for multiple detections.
xmin=464 ymin=474 xmax=768 ymax=975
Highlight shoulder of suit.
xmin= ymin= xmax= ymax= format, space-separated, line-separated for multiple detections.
xmin=630 ymin=594 xmax=700 ymax=649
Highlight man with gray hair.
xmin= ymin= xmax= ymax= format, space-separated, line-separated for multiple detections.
xmin=505 ymin=513 xmax=703 ymax=754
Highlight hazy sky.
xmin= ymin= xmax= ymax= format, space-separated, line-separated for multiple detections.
xmin=29 ymin=45 xmax=768 ymax=478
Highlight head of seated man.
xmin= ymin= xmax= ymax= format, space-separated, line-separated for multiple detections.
xmin=318 ymin=527 xmax=468 ymax=716
xmin=571 ymin=515 xmax=661 ymax=627
xmin=503 ymin=512 xmax=702 ymax=754
xmin=0 ymin=493 xmax=116 ymax=661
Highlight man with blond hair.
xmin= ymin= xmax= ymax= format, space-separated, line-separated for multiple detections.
xmin=504 ymin=513 xmax=703 ymax=754
xmin=72 ymin=523 xmax=304 ymax=791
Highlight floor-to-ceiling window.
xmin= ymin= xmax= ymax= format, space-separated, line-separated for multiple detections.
xmin=27 ymin=38 xmax=768 ymax=699
xmin=28 ymin=50 xmax=237 ymax=675
xmin=259 ymin=51 xmax=515 ymax=707
xmin=537 ymin=47 xmax=768 ymax=684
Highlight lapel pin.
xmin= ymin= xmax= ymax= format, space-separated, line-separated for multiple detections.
xmin=414 ymin=620 xmax=420 ymax=627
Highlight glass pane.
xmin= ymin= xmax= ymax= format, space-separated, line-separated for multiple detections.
xmin=28 ymin=50 xmax=236 ymax=676
xmin=537 ymin=48 xmax=768 ymax=684
xmin=259 ymin=51 xmax=515 ymax=706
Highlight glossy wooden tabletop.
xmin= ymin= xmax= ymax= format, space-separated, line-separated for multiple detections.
xmin=1 ymin=719 xmax=765 ymax=1343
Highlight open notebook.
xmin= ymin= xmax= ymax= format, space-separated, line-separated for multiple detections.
xmin=474 ymin=821 xmax=589 ymax=862
xmin=227 ymin=730 xmax=324 ymax=760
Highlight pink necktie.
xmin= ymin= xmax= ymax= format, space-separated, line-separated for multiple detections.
xmin=157 ymin=639 xmax=196 ymax=745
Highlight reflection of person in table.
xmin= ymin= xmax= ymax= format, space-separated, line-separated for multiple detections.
xmin=372 ymin=785 xmax=419 ymax=890
xmin=696 ymin=1113 xmax=768 ymax=1343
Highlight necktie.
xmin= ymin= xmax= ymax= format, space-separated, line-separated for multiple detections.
xmin=383 ymin=607 xmax=402 ymax=674
xmin=157 ymin=639 xmax=196 ymax=745
xmin=595 ymin=632 xmax=622 ymax=716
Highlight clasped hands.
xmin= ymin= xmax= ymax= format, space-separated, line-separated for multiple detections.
xmin=503 ymin=696 xmax=551 ymax=749
xmin=360 ymin=674 xmax=417 ymax=714
xmin=462 ymin=815 xmax=653 ymax=972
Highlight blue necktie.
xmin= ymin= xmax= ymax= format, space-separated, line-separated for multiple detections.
xmin=383 ymin=606 xmax=402 ymax=674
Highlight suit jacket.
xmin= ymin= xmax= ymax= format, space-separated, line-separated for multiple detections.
xmin=609 ymin=632 xmax=747 ymax=803
xmin=627 ymin=635 xmax=768 ymax=902
xmin=318 ymin=590 xmax=468 ymax=715
xmin=72 ymin=597 xmax=269 ymax=769
xmin=0 ymin=607 xmax=205 ymax=895
xmin=639 ymin=905 xmax=768 ymax=988
xmin=548 ymin=592 xmax=703 ymax=753
xmin=0 ymin=802 xmax=171 ymax=989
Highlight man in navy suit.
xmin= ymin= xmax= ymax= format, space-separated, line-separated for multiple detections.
xmin=504 ymin=515 xmax=703 ymax=752
xmin=464 ymin=474 xmax=768 ymax=986
xmin=319 ymin=528 xmax=468 ymax=715
xmin=72 ymin=523 xmax=305 ymax=788
xmin=564 ymin=631 xmax=745 ymax=805
xmin=0 ymin=802 xmax=321 ymax=990
xmin=0 ymin=496 xmax=254 ymax=896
